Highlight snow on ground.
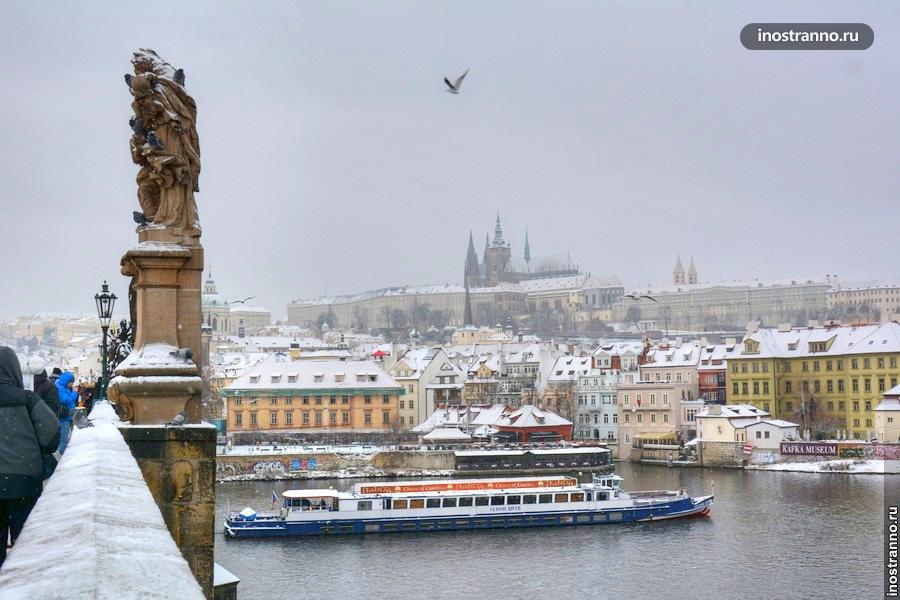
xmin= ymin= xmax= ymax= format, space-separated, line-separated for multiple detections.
xmin=747 ymin=459 xmax=898 ymax=474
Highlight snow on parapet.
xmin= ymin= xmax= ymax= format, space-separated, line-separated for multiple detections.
xmin=114 ymin=342 xmax=198 ymax=375
xmin=0 ymin=401 xmax=205 ymax=599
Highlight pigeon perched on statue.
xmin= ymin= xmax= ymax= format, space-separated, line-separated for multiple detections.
xmin=132 ymin=211 xmax=149 ymax=226
xmin=146 ymin=131 xmax=164 ymax=149
xmin=169 ymin=348 xmax=194 ymax=361
xmin=168 ymin=411 xmax=187 ymax=426
xmin=174 ymin=68 xmax=185 ymax=86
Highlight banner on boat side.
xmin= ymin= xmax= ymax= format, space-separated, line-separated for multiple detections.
xmin=358 ymin=478 xmax=578 ymax=495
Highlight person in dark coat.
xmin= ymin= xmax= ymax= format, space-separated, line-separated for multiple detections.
xmin=54 ymin=372 xmax=78 ymax=454
xmin=0 ymin=347 xmax=60 ymax=567
xmin=33 ymin=370 xmax=63 ymax=419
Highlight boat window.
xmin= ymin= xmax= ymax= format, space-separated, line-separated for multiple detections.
xmin=409 ymin=499 xmax=425 ymax=509
xmin=475 ymin=497 xmax=489 ymax=506
xmin=490 ymin=496 xmax=505 ymax=506
xmin=506 ymin=495 xmax=521 ymax=505
xmin=523 ymin=495 xmax=537 ymax=504
xmin=597 ymin=492 xmax=608 ymax=501
xmin=393 ymin=499 xmax=408 ymax=509
xmin=570 ymin=493 xmax=584 ymax=502
xmin=554 ymin=493 xmax=569 ymax=503
xmin=426 ymin=498 xmax=441 ymax=508
xmin=459 ymin=497 xmax=474 ymax=507
xmin=357 ymin=501 xmax=373 ymax=511
xmin=442 ymin=498 xmax=458 ymax=508
xmin=538 ymin=494 xmax=553 ymax=504
xmin=583 ymin=493 xmax=592 ymax=502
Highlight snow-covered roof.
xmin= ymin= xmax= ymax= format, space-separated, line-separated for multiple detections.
xmin=731 ymin=322 xmax=900 ymax=359
xmin=697 ymin=404 xmax=769 ymax=419
xmin=422 ymin=427 xmax=472 ymax=441
xmin=641 ymin=342 xmax=701 ymax=368
xmin=875 ymin=398 xmax=900 ymax=412
xmin=499 ymin=404 xmax=572 ymax=427
xmin=624 ymin=276 xmax=828 ymax=296
xmin=828 ymin=279 xmax=900 ymax=293
xmin=548 ymin=356 xmax=592 ymax=382
xmin=733 ymin=417 xmax=798 ymax=429
xmin=225 ymin=356 xmax=400 ymax=392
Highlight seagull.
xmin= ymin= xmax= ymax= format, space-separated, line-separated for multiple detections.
xmin=624 ymin=294 xmax=658 ymax=303
xmin=173 ymin=68 xmax=185 ymax=86
xmin=132 ymin=211 xmax=149 ymax=226
xmin=146 ymin=131 xmax=164 ymax=149
xmin=443 ymin=69 xmax=469 ymax=94
xmin=231 ymin=296 xmax=258 ymax=305
xmin=168 ymin=411 xmax=187 ymax=426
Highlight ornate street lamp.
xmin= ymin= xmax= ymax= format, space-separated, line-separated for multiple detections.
xmin=94 ymin=280 xmax=117 ymax=399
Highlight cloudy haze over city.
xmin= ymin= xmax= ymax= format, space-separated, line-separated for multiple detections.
xmin=1 ymin=1 xmax=898 ymax=319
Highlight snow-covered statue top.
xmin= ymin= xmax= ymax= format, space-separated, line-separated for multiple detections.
xmin=126 ymin=49 xmax=201 ymax=236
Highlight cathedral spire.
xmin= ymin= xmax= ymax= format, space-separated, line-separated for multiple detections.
xmin=524 ymin=228 xmax=531 ymax=263
xmin=464 ymin=230 xmax=480 ymax=287
xmin=493 ymin=210 xmax=505 ymax=246
xmin=463 ymin=282 xmax=474 ymax=327
xmin=673 ymin=254 xmax=686 ymax=285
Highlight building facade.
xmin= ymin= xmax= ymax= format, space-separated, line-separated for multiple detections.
xmin=222 ymin=358 xmax=402 ymax=432
xmin=826 ymin=280 xmax=900 ymax=324
xmin=725 ymin=322 xmax=900 ymax=439
xmin=574 ymin=370 xmax=619 ymax=444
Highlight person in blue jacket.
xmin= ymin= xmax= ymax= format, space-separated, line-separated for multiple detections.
xmin=54 ymin=372 xmax=78 ymax=453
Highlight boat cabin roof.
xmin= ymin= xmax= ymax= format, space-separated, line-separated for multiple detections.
xmin=282 ymin=489 xmax=344 ymax=499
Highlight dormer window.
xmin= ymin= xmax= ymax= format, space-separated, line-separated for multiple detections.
xmin=249 ymin=375 xmax=260 ymax=384
xmin=809 ymin=341 xmax=827 ymax=353
xmin=287 ymin=374 xmax=298 ymax=383
xmin=270 ymin=374 xmax=281 ymax=383
xmin=314 ymin=373 xmax=324 ymax=383
xmin=334 ymin=373 xmax=345 ymax=383
xmin=356 ymin=374 xmax=366 ymax=382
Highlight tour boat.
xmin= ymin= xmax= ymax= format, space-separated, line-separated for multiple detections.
xmin=223 ymin=475 xmax=714 ymax=538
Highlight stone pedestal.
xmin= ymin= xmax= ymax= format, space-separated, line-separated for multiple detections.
xmin=119 ymin=424 xmax=216 ymax=599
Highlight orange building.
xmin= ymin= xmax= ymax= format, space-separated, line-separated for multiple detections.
xmin=223 ymin=357 xmax=403 ymax=432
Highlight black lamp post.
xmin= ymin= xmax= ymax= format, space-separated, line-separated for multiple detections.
xmin=95 ymin=280 xmax=117 ymax=399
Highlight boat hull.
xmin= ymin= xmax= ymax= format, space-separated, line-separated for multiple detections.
xmin=224 ymin=495 xmax=714 ymax=538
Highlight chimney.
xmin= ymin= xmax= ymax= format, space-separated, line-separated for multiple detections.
xmin=289 ymin=342 xmax=301 ymax=361
xmin=807 ymin=319 xmax=819 ymax=329
xmin=777 ymin=323 xmax=792 ymax=333
xmin=709 ymin=404 xmax=722 ymax=416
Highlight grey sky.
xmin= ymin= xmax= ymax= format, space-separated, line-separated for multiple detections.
xmin=1 ymin=1 xmax=898 ymax=321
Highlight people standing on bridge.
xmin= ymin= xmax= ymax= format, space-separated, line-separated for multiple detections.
xmin=54 ymin=372 xmax=78 ymax=454
xmin=0 ymin=347 xmax=60 ymax=568
xmin=33 ymin=369 xmax=66 ymax=479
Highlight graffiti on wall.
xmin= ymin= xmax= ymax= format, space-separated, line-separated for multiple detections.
xmin=781 ymin=441 xmax=900 ymax=460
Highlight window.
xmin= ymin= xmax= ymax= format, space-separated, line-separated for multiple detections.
xmin=637 ymin=414 xmax=642 ymax=423
xmin=358 ymin=501 xmax=373 ymax=511
xmin=879 ymin=378 xmax=886 ymax=392
xmin=270 ymin=412 xmax=278 ymax=425
xmin=442 ymin=498 xmax=458 ymax=508
xmin=285 ymin=396 xmax=293 ymax=405
xmin=752 ymin=363 xmax=759 ymax=373
xmin=490 ymin=496 xmax=505 ymax=506
xmin=851 ymin=359 xmax=858 ymax=370
xmin=250 ymin=412 xmax=258 ymax=425
xmin=426 ymin=498 xmax=441 ymax=508
xmin=785 ymin=402 xmax=793 ymax=411
xmin=864 ymin=379 xmax=871 ymax=392
xmin=330 ymin=412 xmax=337 ymax=425
xmin=303 ymin=412 xmax=310 ymax=425
xmin=732 ymin=382 xmax=739 ymax=395
xmin=827 ymin=380 xmax=833 ymax=393
xmin=764 ymin=431 xmax=770 ymax=439
xmin=785 ymin=381 xmax=792 ymax=394
xmin=523 ymin=494 xmax=537 ymax=504
xmin=827 ymin=401 xmax=834 ymax=410
xmin=802 ymin=362 xmax=808 ymax=372
xmin=663 ymin=414 xmax=669 ymax=423
xmin=302 ymin=396 xmax=309 ymax=405
xmin=742 ymin=383 xmax=749 ymax=395
xmin=570 ymin=493 xmax=584 ymax=502
xmin=863 ymin=358 xmax=870 ymax=369
xmin=409 ymin=499 xmax=425 ymax=509
xmin=838 ymin=380 xmax=845 ymax=392
xmin=285 ymin=411 xmax=293 ymax=425
xmin=853 ymin=419 xmax=860 ymax=427
xmin=554 ymin=494 xmax=569 ymax=503
xmin=270 ymin=396 xmax=278 ymax=405
xmin=364 ymin=395 xmax=372 ymax=404
xmin=342 ymin=395 xmax=350 ymax=404
xmin=315 ymin=411 xmax=322 ymax=425
xmin=382 ymin=411 xmax=390 ymax=424
xmin=538 ymin=494 xmax=553 ymax=504
xmin=814 ymin=380 xmax=820 ymax=393
xmin=838 ymin=401 xmax=845 ymax=411
xmin=763 ymin=403 xmax=770 ymax=412
xmin=624 ymin=413 xmax=630 ymax=423
xmin=756 ymin=431 xmax=762 ymax=439
xmin=650 ymin=414 xmax=656 ymax=423
xmin=234 ymin=398 xmax=242 ymax=406
xmin=383 ymin=394 xmax=390 ymax=404
xmin=393 ymin=499 xmax=408 ymax=509
xmin=762 ymin=363 xmax=769 ymax=373
xmin=409 ymin=400 xmax=414 ymax=409
xmin=507 ymin=495 xmax=521 ymax=505
xmin=458 ymin=497 xmax=473 ymax=507
xmin=763 ymin=382 xmax=769 ymax=394
xmin=853 ymin=401 xmax=859 ymax=412
xmin=235 ymin=412 xmax=243 ymax=426
xmin=813 ymin=361 xmax=820 ymax=372
xmin=400 ymin=400 xmax=405 ymax=409
xmin=865 ymin=419 xmax=872 ymax=428
xmin=663 ymin=394 xmax=669 ymax=405
xmin=753 ymin=382 xmax=759 ymax=395
xmin=865 ymin=400 xmax=871 ymax=411
xmin=837 ymin=360 xmax=844 ymax=370
xmin=315 ymin=397 xmax=322 ymax=405
xmin=330 ymin=395 xmax=337 ymax=405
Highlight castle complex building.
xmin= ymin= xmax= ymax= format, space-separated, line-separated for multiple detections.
xmin=464 ymin=213 xmax=580 ymax=288
xmin=201 ymin=272 xmax=272 ymax=337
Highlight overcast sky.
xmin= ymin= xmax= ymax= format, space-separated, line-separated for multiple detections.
xmin=1 ymin=1 xmax=898 ymax=321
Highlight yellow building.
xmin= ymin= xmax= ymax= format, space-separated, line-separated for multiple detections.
xmin=222 ymin=358 xmax=402 ymax=432
xmin=726 ymin=322 xmax=900 ymax=439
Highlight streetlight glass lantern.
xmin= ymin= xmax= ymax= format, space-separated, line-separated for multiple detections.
xmin=95 ymin=280 xmax=117 ymax=329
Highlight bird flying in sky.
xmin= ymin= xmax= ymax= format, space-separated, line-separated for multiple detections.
xmin=625 ymin=294 xmax=658 ymax=303
xmin=444 ymin=69 xmax=469 ymax=94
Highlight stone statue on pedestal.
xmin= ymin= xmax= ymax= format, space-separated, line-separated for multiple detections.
xmin=126 ymin=49 xmax=201 ymax=236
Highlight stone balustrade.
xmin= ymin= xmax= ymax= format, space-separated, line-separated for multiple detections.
xmin=0 ymin=402 xmax=205 ymax=599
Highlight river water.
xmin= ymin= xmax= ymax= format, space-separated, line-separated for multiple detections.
xmin=214 ymin=463 xmax=885 ymax=600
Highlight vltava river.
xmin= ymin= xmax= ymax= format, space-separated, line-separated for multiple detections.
xmin=214 ymin=462 xmax=885 ymax=600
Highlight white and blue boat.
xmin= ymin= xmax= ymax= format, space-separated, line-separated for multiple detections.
xmin=224 ymin=475 xmax=714 ymax=538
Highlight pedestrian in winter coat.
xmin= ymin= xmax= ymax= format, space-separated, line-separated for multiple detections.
xmin=54 ymin=372 xmax=78 ymax=454
xmin=0 ymin=347 xmax=60 ymax=567
xmin=33 ymin=370 xmax=63 ymax=419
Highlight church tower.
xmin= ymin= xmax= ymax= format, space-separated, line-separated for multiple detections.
xmin=524 ymin=228 xmax=531 ymax=268
xmin=673 ymin=255 xmax=686 ymax=285
xmin=483 ymin=211 xmax=512 ymax=286
xmin=463 ymin=230 xmax=481 ymax=287
xmin=687 ymin=256 xmax=698 ymax=284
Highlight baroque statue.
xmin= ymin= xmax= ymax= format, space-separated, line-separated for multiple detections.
xmin=125 ymin=49 xmax=201 ymax=235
